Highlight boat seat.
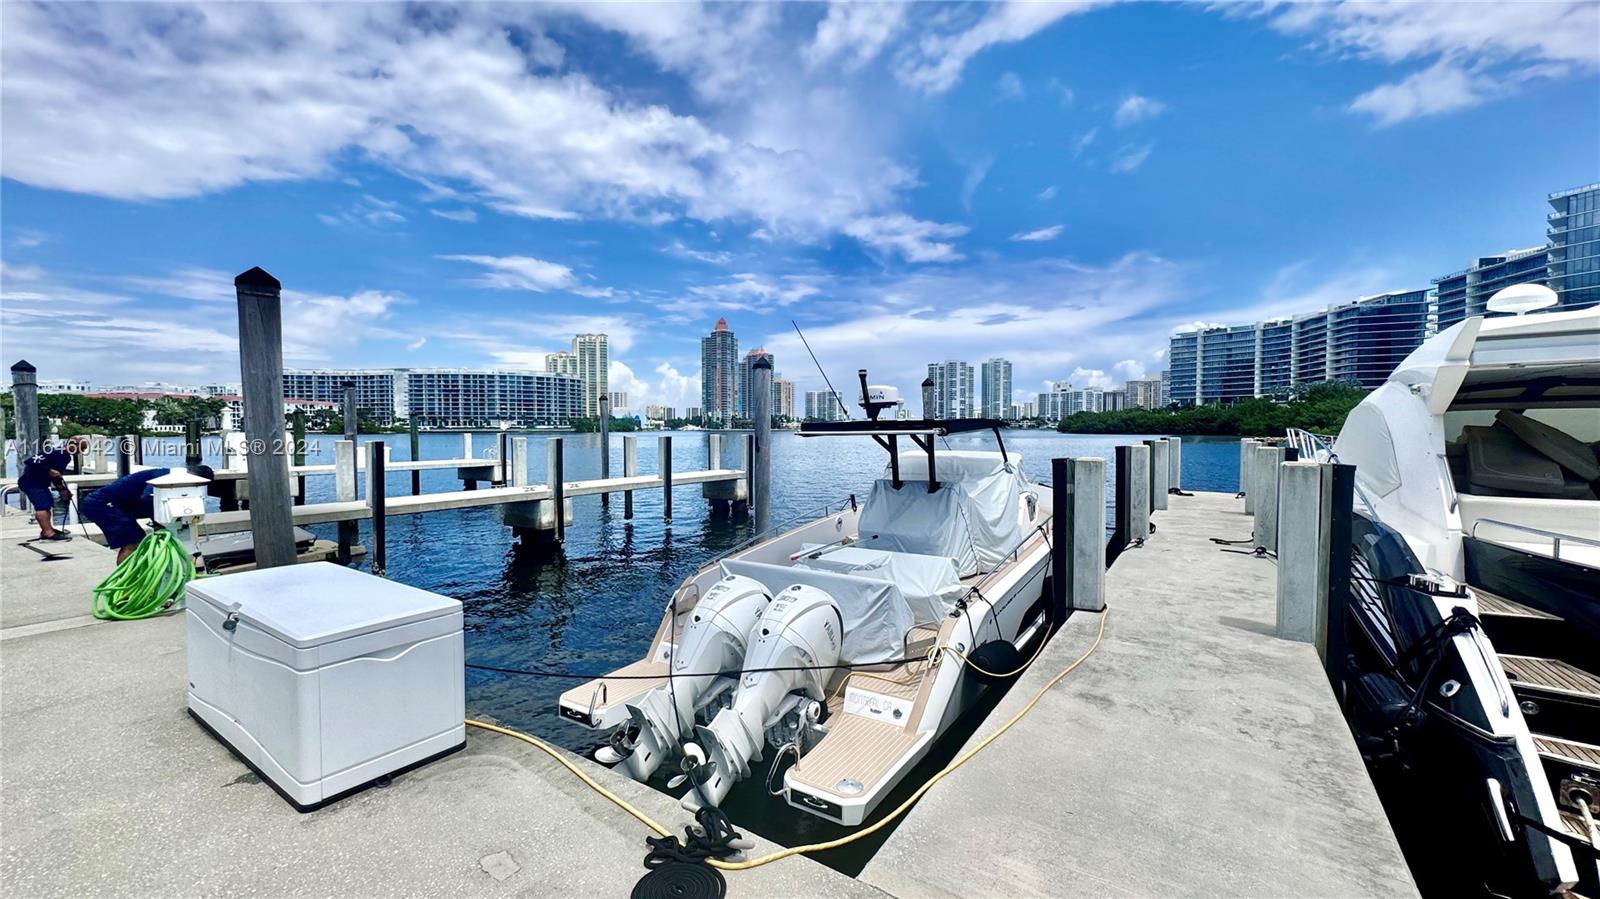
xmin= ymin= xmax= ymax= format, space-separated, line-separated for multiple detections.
xmin=1463 ymin=425 xmax=1592 ymax=499
xmin=1495 ymin=409 xmax=1600 ymax=482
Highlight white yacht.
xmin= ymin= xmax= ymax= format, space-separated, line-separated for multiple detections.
xmin=1301 ymin=284 xmax=1599 ymax=896
xmin=558 ymin=374 xmax=1054 ymax=826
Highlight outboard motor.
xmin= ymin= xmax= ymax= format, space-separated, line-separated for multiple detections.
xmin=595 ymin=575 xmax=771 ymax=782
xmin=679 ymin=584 xmax=842 ymax=812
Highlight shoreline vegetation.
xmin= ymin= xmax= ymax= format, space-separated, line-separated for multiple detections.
xmin=1053 ymin=382 xmax=1367 ymax=438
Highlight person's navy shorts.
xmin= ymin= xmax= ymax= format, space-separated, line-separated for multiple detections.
xmin=79 ymin=491 xmax=147 ymax=549
xmin=23 ymin=486 xmax=55 ymax=512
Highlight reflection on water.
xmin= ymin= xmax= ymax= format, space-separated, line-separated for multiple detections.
xmin=137 ymin=428 xmax=1241 ymax=870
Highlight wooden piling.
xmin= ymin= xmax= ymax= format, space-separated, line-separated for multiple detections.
xmin=599 ymin=395 xmax=610 ymax=507
xmin=750 ymin=355 xmax=772 ymax=533
xmin=335 ymin=439 xmax=357 ymax=564
xmin=409 ymin=418 xmax=421 ymax=496
xmin=551 ymin=437 xmax=565 ymax=544
xmin=234 ymin=267 xmax=296 ymax=569
xmin=660 ymin=435 xmax=673 ymax=524
xmin=185 ymin=418 xmax=203 ymax=466
xmin=367 ymin=440 xmax=387 ymax=576
xmin=623 ymin=435 xmax=637 ymax=520
xmin=9 ymin=360 xmax=40 ymax=460
xmin=339 ymin=380 xmax=360 ymax=554
xmin=117 ymin=435 xmax=133 ymax=477
xmin=292 ymin=411 xmax=307 ymax=505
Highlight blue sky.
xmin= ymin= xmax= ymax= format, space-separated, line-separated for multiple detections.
xmin=2 ymin=1 xmax=1596 ymax=409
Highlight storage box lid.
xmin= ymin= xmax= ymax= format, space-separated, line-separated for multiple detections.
xmin=186 ymin=562 xmax=460 ymax=649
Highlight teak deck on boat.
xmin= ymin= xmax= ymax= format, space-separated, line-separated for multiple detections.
xmin=1475 ymin=591 xmax=1563 ymax=621
xmin=559 ymin=659 xmax=668 ymax=715
xmin=1499 ymin=655 xmax=1600 ymax=701
xmin=1534 ymin=734 xmax=1600 ymax=773
xmin=788 ymin=714 xmax=926 ymax=796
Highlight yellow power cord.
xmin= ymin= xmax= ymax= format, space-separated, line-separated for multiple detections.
xmin=465 ymin=608 xmax=1108 ymax=872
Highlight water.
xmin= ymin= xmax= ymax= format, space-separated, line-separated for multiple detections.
xmin=129 ymin=429 xmax=1243 ymax=870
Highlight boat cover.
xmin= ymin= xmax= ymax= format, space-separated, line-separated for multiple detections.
xmin=794 ymin=546 xmax=964 ymax=623
xmin=857 ymin=478 xmax=981 ymax=576
xmin=718 ymin=558 xmax=915 ymax=665
xmin=881 ymin=450 xmax=1026 ymax=572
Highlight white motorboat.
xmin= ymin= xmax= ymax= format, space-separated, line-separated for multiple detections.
xmin=1300 ymin=284 xmax=1599 ymax=896
xmin=558 ymin=375 xmax=1054 ymax=826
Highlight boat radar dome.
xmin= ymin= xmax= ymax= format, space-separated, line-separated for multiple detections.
xmin=1486 ymin=282 xmax=1558 ymax=316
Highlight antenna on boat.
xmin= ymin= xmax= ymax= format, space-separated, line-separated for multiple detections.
xmin=1486 ymin=282 xmax=1558 ymax=316
xmin=791 ymin=320 xmax=851 ymax=420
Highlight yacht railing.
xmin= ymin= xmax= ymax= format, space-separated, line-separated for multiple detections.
xmin=1470 ymin=517 xmax=1600 ymax=568
xmin=697 ymin=496 xmax=858 ymax=570
xmin=964 ymin=518 xmax=1053 ymax=603
xmin=1282 ymin=428 xmax=1385 ymax=524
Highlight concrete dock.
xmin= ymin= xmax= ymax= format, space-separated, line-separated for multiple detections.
xmin=860 ymin=491 xmax=1417 ymax=898
xmin=0 ymin=492 xmax=1415 ymax=897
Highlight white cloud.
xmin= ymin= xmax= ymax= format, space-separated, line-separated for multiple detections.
xmin=0 ymin=3 xmax=955 ymax=264
xmin=1036 ymin=185 xmax=1058 ymax=201
xmin=805 ymin=1 xmax=909 ymax=71
xmin=120 ymin=267 xmax=235 ymax=302
xmin=961 ymin=157 xmax=993 ymax=212
xmin=1109 ymin=144 xmax=1154 ymax=173
xmin=1265 ymin=1 xmax=1599 ymax=124
xmin=1010 ymin=225 xmax=1064 ymax=243
xmin=664 ymin=241 xmax=734 ymax=265
xmin=895 ymin=2 xmax=1102 ymax=93
xmin=1112 ymin=359 xmax=1146 ymax=381
xmin=439 ymin=254 xmax=611 ymax=297
xmin=997 ymin=71 xmax=1025 ymax=101
xmin=1347 ymin=61 xmax=1493 ymax=127
xmin=429 ymin=208 xmax=478 ymax=223
xmin=843 ymin=214 xmax=968 ymax=263
xmin=1071 ymin=128 xmax=1099 ymax=158
xmin=1113 ymin=94 xmax=1168 ymax=127
xmin=407 ymin=337 xmax=428 ymax=351
xmin=682 ymin=273 xmax=827 ymax=311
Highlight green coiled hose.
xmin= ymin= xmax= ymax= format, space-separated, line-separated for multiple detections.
xmin=92 ymin=530 xmax=197 ymax=620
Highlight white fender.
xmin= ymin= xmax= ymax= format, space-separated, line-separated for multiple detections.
xmin=682 ymin=583 xmax=842 ymax=811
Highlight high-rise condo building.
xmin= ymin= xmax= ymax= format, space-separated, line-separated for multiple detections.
xmin=1325 ymin=290 xmax=1431 ymax=388
xmin=545 ymin=351 xmax=578 ymax=379
xmin=606 ymin=391 xmax=628 ymax=415
xmin=1255 ymin=318 xmax=1294 ymax=398
xmin=283 ymin=368 xmax=580 ymax=428
xmin=1547 ymin=182 xmax=1600 ymax=312
xmin=773 ymin=377 xmax=795 ymax=420
xmin=926 ymin=360 xmax=975 ymax=419
xmin=1432 ymin=247 xmax=1550 ymax=330
xmin=1103 ymin=389 xmax=1126 ymax=412
xmin=804 ymin=390 xmax=844 ymax=422
xmin=700 ymin=318 xmax=739 ymax=424
xmin=736 ymin=347 xmax=773 ymax=418
xmin=979 ymin=358 xmax=1012 ymax=419
xmin=572 ymin=334 xmax=608 ymax=418
xmin=1125 ymin=376 xmax=1164 ymax=409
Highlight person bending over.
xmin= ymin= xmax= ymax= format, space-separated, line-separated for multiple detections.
xmin=18 ymin=436 xmax=87 ymax=541
xmin=80 ymin=464 xmax=214 ymax=565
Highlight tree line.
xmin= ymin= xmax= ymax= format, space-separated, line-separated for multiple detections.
xmin=1054 ymin=382 xmax=1367 ymax=437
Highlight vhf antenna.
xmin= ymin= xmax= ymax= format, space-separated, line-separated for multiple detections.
xmin=791 ymin=320 xmax=851 ymax=420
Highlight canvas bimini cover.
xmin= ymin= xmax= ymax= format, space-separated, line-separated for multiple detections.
xmin=882 ymin=450 xmax=1027 ymax=572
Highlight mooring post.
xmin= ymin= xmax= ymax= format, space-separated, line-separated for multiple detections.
xmin=1107 ymin=445 xmax=1132 ymax=567
xmin=492 ymin=431 xmax=508 ymax=488
xmin=10 ymin=360 xmax=40 ymax=461
xmin=1240 ymin=438 xmax=1260 ymax=510
xmin=1252 ymin=445 xmax=1285 ymax=552
xmin=742 ymin=433 xmax=755 ymax=518
xmin=335 ymin=439 xmax=356 ymax=564
xmin=0 ymin=402 xmax=8 ymax=478
xmin=551 ymin=436 xmax=566 ymax=545
xmin=660 ymin=435 xmax=673 ymax=524
xmin=117 ymin=435 xmax=133 ymax=477
xmin=234 ymin=267 xmax=296 ymax=569
xmin=599 ymin=394 xmax=611 ymax=507
xmin=1145 ymin=439 xmax=1169 ymax=511
xmin=1128 ymin=443 xmax=1151 ymax=544
xmin=1167 ymin=436 xmax=1182 ymax=491
xmin=366 ymin=440 xmax=387 ymax=576
xmin=511 ymin=437 xmax=529 ymax=487
xmin=291 ymin=411 xmax=307 ymax=505
xmin=339 ymin=380 xmax=360 ymax=556
xmin=185 ymin=418 xmax=203 ymax=466
xmin=1276 ymin=461 xmax=1329 ymax=643
xmin=462 ymin=432 xmax=473 ymax=462
xmin=1323 ymin=463 xmax=1356 ymax=699
xmin=408 ymin=418 xmax=421 ymax=496
xmin=750 ymin=355 xmax=773 ymax=534
xmin=131 ymin=433 xmax=144 ymax=466
xmin=623 ymin=435 xmax=637 ymax=520
xmin=1064 ymin=456 xmax=1107 ymax=612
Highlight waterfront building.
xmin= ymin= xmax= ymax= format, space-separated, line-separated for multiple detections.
xmin=643 ymin=404 xmax=674 ymax=421
xmin=282 ymin=368 xmax=580 ymax=428
xmin=926 ymin=360 xmax=975 ymax=419
xmin=773 ymin=377 xmax=795 ymax=420
xmin=1547 ymin=182 xmax=1600 ymax=311
xmin=545 ymin=351 xmax=578 ymax=379
xmin=804 ymin=390 xmax=844 ymax=422
xmin=1125 ymin=376 xmax=1163 ymax=409
xmin=684 ymin=406 xmax=702 ymax=424
xmin=700 ymin=318 xmax=738 ymax=424
xmin=1433 ymin=247 xmax=1550 ymax=329
xmin=572 ymin=334 xmax=608 ymax=418
xmin=979 ymin=358 xmax=1013 ymax=420
xmin=736 ymin=347 xmax=773 ymax=418
xmin=36 ymin=379 xmax=92 ymax=395
xmin=1255 ymin=318 xmax=1294 ymax=399
xmin=1290 ymin=309 xmax=1329 ymax=391
xmin=1066 ymin=386 xmax=1104 ymax=415
xmin=1035 ymin=382 xmax=1075 ymax=421
xmin=1168 ymin=330 xmax=1199 ymax=406
xmin=1103 ymin=389 xmax=1127 ymax=412
xmin=1021 ymin=400 xmax=1036 ymax=419
xmin=606 ymin=391 xmax=628 ymax=416
xmin=1325 ymin=290 xmax=1431 ymax=388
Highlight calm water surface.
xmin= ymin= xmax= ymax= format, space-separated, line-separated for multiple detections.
xmin=137 ymin=428 xmax=1241 ymax=869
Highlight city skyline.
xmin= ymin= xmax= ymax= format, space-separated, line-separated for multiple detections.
xmin=2 ymin=3 xmax=1596 ymax=411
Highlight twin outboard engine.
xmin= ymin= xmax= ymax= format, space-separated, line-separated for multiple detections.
xmin=680 ymin=584 xmax=843 ymax=812
xmin=595 ymin=575 xmax=771 ymax=782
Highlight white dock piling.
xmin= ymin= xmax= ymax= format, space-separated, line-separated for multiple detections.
xmin=1251 ymin=445 xmax=1286 ymax=552
xmin=1240 ymin=438 xmax=1260 ymax=512
xmin=1127 ymin=443 xmax=1151 ymax=543
xmin=1147 ymin=439 xmax=1170 ymax=511
xmin=1276 ymin=461 xmax=1330 ymax=643
xmin=1168 ymin=437 xmax=1182 ymax=491
xmin=1055 ymin=456 xmax=1107 ymax=612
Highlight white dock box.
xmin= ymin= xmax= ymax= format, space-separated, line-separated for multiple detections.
xmin=186 ymin=562 xmax=465 ymax=810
